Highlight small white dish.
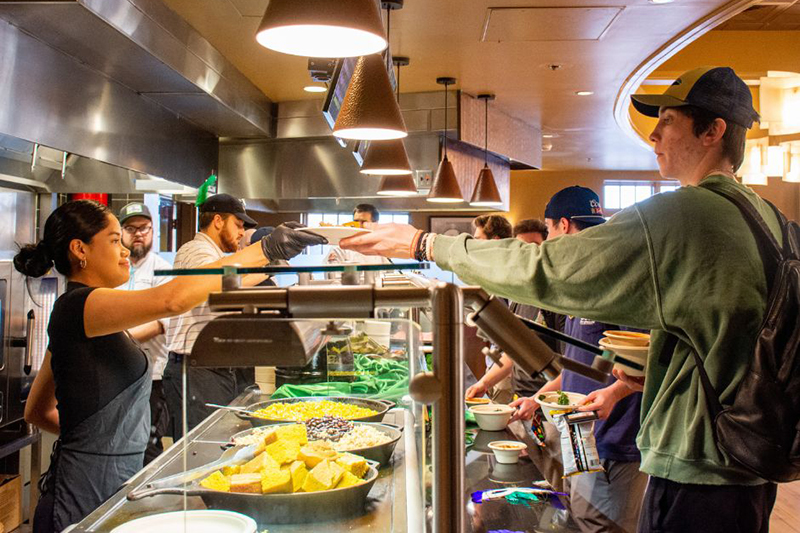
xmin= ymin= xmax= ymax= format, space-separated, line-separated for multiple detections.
xmin=488 ymin=440 xmax=526 ymax=464
xmin=534 ymin=391 xmax=588 ymax=424
xmin=602 ymin=330 xmax=650 ymax=347
xmin=110 ymin=510 xmax=257 ymax=533
xmin=599 ymin=337 xmax=649 ymax=377
xmin=300 ymin=226 xmax=371 ymax=245
xmin=469 ymin=404 xmax=515 ymax=431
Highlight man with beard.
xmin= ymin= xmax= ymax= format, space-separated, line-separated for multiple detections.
xmin=116 ymin=202 xmax=173 ymax=463
xmin=163 ymin=193 xmax=260 ymax=437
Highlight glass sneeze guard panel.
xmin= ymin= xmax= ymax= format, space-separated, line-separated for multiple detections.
xmin=154 ymin=261 xmax=430 ymax=277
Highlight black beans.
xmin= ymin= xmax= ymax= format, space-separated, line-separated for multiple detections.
xmin=305 ymin=416 xmax=354 ymax=442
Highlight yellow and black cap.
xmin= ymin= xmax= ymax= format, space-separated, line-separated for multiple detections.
xmin=631 ymin=67 xmax=760 ymax=129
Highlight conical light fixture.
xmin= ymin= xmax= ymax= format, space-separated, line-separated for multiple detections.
xmin=428 ymin=77 xmax=463 ymax=203
xmin=376 ymin=174 xmax=418 ymax=196
xmin=256 ymin=0 xmax=387 ymax=58
xmin=470 ymin=94 xmax=503 ymax=207
xmin=334 ymin=54 xmax=408 ymax=140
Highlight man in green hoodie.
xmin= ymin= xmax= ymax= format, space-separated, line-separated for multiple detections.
xmin=341 ymin=67 xmax=780 ymax=532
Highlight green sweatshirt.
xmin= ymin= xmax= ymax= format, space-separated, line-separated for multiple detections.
xmin=433 ymin=174 xmax=782 ymax=485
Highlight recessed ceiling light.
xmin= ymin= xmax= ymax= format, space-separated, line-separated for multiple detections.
xmin=542 ymin=133 xmax=559 ymax=139
xmin=575 ymin=91 xmax=594 ymax=96
xmin=649 ymin=0 xmax=675 ymax=4
xmin=304 ymin=85 xmax=327 ymax=93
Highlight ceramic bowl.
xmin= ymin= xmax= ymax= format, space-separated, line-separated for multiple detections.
xmin=534 ymin=391 xmax=588 ymax=424
xmin=488 ymin=440 xmax=526 ymax=464
xmin=469 ymin=404 xmax=515 ymax=431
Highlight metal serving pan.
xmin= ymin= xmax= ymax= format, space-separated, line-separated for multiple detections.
xmin=230 ymin=421 xmax=403 ymax=467
xmin=240 ymin=396 xmax=395 ymax=426
xmin=128 ymin=460 xmax=381 ymax=524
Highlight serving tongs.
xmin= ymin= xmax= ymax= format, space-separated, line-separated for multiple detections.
xmin=127 ymin=442 xmax=261 ymax=500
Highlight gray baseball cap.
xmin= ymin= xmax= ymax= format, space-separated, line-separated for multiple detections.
xmin=118 ymin=202 xmax=152 ymax=225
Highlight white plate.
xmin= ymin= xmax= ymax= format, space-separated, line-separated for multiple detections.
xmin=301 ymin=226 xmax=372 ymax=245
xmin=110 ymin=510 xmax=257 ymax=533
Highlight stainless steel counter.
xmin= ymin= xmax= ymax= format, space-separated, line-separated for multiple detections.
xmin=68 ymin=389 xmax=580 ymax=532
xmin=69 ymin=390 xmax=422 ymax=532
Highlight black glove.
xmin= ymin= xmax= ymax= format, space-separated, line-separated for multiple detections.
xmin=260 ymin=221 xmax=328 ymax=261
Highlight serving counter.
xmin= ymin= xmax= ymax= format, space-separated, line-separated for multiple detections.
xmin=68 ymin=389 xmax=425 ymax=532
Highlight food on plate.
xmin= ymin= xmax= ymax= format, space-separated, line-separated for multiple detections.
xmin=265 ymin=439 xmax=301 ymax=465
xmin=319 ymin=221 xmax=364 ymax=228
xmin=299 ymin=441 xmax=339 ymax=468
xmin=335 ymin=453 xmax=368 ymax=478
xmin=199 ymin=471 xmax=230 ymax=492
xmin=235 ymin=420 xmax=393 ymax=451
xmin=538 ymin=390 xmax=571 ymax=406
xmin=200 ymin=423 xmax=370 ymax=494
xmin=230 ymin=473 xmax=262 ymax=493
xmin=251 ymin=400 xmax=379 ymax=422
xmin=302 ymin=459 xmax=345 ymax=492
xmin=260 ymin=468 xmax=292 ymax=494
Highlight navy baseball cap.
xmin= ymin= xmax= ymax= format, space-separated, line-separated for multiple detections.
xmin=199 ymin=193 xmax=257 ymax=228
xmin=118 ymin=202 xmax=152 ymax=225
xmin=631 ymin=67 xmax=760 ymax=129
xmin=544 ymin=186 xmax=606 ymax=227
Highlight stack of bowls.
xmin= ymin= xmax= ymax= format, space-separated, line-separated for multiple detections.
xmin=599 ymin=331 xmax=651 ymax=377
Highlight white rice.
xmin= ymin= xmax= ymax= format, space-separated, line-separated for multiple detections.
xmin=233 ymin=424 xmax=391 ymax=450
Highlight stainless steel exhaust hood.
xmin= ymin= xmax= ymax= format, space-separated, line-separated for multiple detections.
xmin=0 ymin=0 xmax=276 ymax=188
xmin=219 ymin=92 xmax=541 ymax=212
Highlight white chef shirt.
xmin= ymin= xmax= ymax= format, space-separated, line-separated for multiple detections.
xmin=116 ymin=251 xmax=173 ymax=380
xmin=165 ymin=232 xmax=225 ymax=355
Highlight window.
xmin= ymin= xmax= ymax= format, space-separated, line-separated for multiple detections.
xmin=603 ymin=181 xmax=680 ymax=212
xmin=303 ymin=211 xmax=409 ymax=256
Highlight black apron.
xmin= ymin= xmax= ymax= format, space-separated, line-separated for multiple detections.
xmin=38 ymin=357 xmax=151 ymax=532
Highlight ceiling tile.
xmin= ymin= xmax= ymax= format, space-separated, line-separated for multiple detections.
xmin=482 ymin=7 xmax=623 ymax=42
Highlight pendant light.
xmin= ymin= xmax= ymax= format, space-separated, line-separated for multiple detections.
xmin=428 ymin=77 xmax=464 ymax=203
xmin=256 ymin=0 xmax=387 ymax=58
xmin=377 ymin=174 xmax=417 ymax=196
xmin=333 ymin=54 xmax=408 ymax=140
xmin=362 ymin=5 xmax=412 ymax=176
xmin=470 ymin=94 xmax=503 ymax=207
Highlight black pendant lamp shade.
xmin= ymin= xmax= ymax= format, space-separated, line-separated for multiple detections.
xmin=334 ymin=54 xmax=408 ymax=140
xmin=427 ymin=77 xmax=463 ymax=203
xmin=470 ymin=94 xmax=502 ymax=207
xmin=376 ymin=174 xmax=418 ymax=196
xmin=256 ymin=0 xmax=387 ymax=58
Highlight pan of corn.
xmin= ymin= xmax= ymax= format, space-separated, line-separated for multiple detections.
xmin=128 ymin=423 xmax=380 ymax=524
xmin=240 ymin=396 xmax=394 ymax=426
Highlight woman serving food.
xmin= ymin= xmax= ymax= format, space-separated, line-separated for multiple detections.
xmin=15 ymin=200 xmax=325 ymax=533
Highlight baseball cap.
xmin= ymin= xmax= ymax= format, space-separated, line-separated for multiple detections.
xmin=118 ymin=202 xmax=152 ymax=225
xmin=199 ymin=193 xmax=257 ymax=228
xmin=544 ymin=186 xmax=606 ymax=227
xmin=631 ymin=66 xmax=760 ymax=129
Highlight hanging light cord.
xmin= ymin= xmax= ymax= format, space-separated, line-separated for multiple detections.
xmin=386 ymin=8 xmax=391 ymax=71
xmin=484 ymin=97 xmax=489 ymax=166
xmin=443 ymin=82 xmax=449 ymax=158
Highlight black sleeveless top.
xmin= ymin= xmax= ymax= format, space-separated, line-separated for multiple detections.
xmin=47 ymin=282 xmax=147 ymax=434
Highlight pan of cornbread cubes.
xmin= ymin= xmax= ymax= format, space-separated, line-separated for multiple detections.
xmin=132 ymin=423 xmax=380 ymax=524
xmin=241 ymin=396 xmax=395 ymax=427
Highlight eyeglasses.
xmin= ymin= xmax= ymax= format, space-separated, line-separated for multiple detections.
xmin=123 ymin=225 xmax=152 ymax=236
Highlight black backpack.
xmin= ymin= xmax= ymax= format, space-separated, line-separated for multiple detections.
xmin=663 ymin=185 xmax=800 ymax=483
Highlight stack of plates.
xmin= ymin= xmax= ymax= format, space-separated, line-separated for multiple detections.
xmin=110 ymin=510 xmax=256 ymax=533
xmin=599 ymin=331 xmax=650 ymax=377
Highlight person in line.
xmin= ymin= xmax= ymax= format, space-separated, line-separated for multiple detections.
xmin=163 ymin=194 xmax=273 ymax=438
xmin=472 ymin=214 xmax=512 ymax=240
xmin=115 ymin=202 xmax=173 ymax=464
xmin=513 ymin=218 xmax=548 ymax=244
xmin=511 ymin=186 xmax=647 ymax=533
xmin=18 ymin=199 xmax=325 ymax=533
xmin=341 ymin=66 xmax=778 ymax=532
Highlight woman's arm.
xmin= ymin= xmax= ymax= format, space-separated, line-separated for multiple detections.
xmin=25 ymin=351 xmax=59 ymax=434
xmin=83 ymin=240 xmax=267 ymax=338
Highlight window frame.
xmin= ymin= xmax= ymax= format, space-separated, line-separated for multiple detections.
xmin=602 ymin=180 xmax=679 ymax=215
